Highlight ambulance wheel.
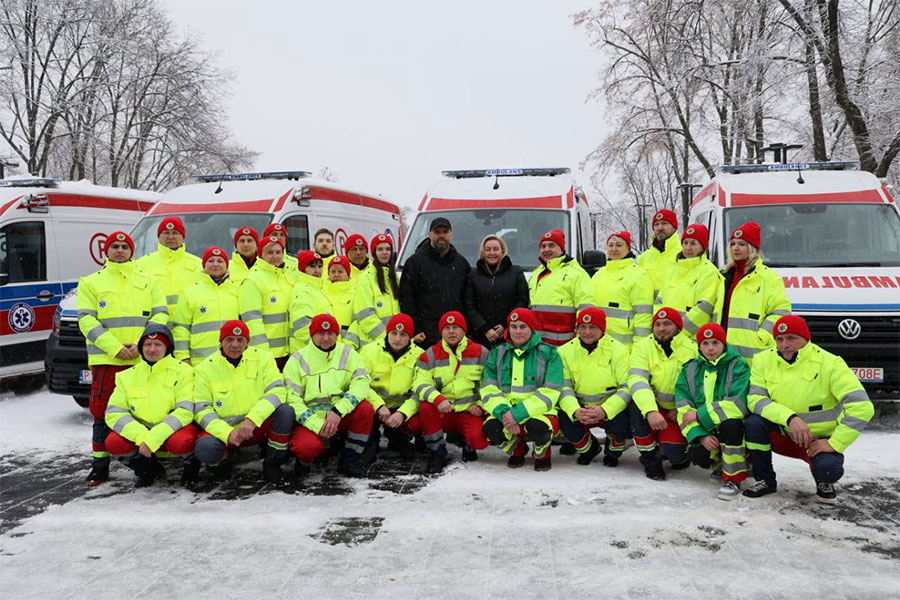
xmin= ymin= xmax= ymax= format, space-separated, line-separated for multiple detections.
xmin=73 ymin=395 xmax=89 ymax=408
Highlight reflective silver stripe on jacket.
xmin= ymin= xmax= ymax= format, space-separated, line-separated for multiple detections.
xmin=531 ymin=304 xmax=576 ymax=314
xmin=191 ymin=320 xmax=227 ymax=334
xmin=99 ymin=316 xmax=148 ymax=328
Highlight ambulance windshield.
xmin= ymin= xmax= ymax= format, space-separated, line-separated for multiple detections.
xmin=724 ymin=203 xmax=900 ymax=267
xmin=130 ymin=213 xmax=274 ymax=259
xmin=398 ymin=209 xmax=569 ymax=271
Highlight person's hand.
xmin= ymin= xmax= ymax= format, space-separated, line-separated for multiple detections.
xmin=647 ymin=411 xmax=668 ymax=431
xmin=320 ymin=411 xmax=341 ymax=438
xmin=377 ymin=406 xmax=391 ymax=422
xmin=681 ymin=410 xmax=698 ymax=424
xmin=467 ymin=405 xmax=485 ymax=417
xmin=412 ymin=332 xmax=426 ymax=344
xmin=501 ymin=410 xmax=519 ymax=434
xmin=700 ymin=435 xmax=719 ymax=452
xmin=181 ymin=358 xmax=191 ymax=365
xmin=236 ymin=418 xmax=256 ymax=442
xmin=138 ymin=442 xmax=153 ymax=458
xmin=789 ymin=416 xmax=812 ymax=448
xmin=116 ymin=345 xmax=134 ymax=360
xmin=808 ymin=438 xmax=834 ymax=457
xmin=666 ymin=409 xmax=678 ymax=422
xmin=579 ymin=405 xmax=606 ymax=425
xmin=122 ymin=343 xmax=139 ymax=359
xmin=384 ymin=412 xmax=405 ymax=428
xmin=485 ymin=328 xmax=498 ymax=343
xmin=437 ymin=399 xmax=452 ymax=414
xmin=227 ymin=428 xmax=243 ymax=446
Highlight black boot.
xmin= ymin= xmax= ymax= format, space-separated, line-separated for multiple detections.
xmin=670 ymin=458 xmax=691 ymax=470
xmin=212 ymin=453 xmax=235 ymax=482
xmin=180 ymin=457 xmax=201 ymax=487
xmin=576 ymin=437 xmax=602 ymax=465
xmin=559 ymin=442 xmax=576 ymax=456
xmin=293 ymin=460 xmax=311 ymax=481
xmin=84 ymin=465 xmax=109 ymax=487
xmin=534 ymin=452 xmax=552 ymax=472
xmin=263 ymin=459 xmax=284 ymax=484
xmin=602 ymin=454 xmax=619 ymax=467
xmin=131 ymin=456 xmax=157 ymax=488
xmin=385 ymin=428 xmax=415 ymax=460
xmin=426 ymin=452 xmax=449 ymax=474
xmin=644 ymin=462 xmax=666 ymax=481
xmin=461 ymin=444 xmax=478 ymax=462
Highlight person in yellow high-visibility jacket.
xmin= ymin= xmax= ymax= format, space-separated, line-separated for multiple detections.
xmin=229 ymin=226 xmax=259 ymax=286
xmin=135 ymin=216 xmax=203 ymax=318
xmin=637 ymin=208 xmax=681 ymax=299
xmin=344 ymin=233 xmax=372 ymax=282
xmin=322 ymin=255 xmax=360 ymax=348
xmin=263 ymin=222 xmax=298 ymax=272
xmin=289 ymin=250 xmax=331 ymax=353
xmin=105 ymin=323 xmax=197 ymax=488
xmin=172 ymin=246 xmax=240 ymax=364
xmin=591 ymin=231 xmax=654 ymax=348
xmin=742 ymin=315 xmax=874 ymax=504
xmin=77 ymin=231 xmax=168 ymax=486
xmin=351 ymin=233 xmax=404 ymax=347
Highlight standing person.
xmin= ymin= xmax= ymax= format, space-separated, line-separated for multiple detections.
xmin=399 ymin=218 xmax=472 ymax=348
xmin=720 ymin=221 xmax=792 ymax=362
xmin=637 ymin=209 xmax=682 ymax=299
xmin=655 ymin=224 xmax=723 ymax=338
xmin=344 ymin=233 xmax=371 ymax=280
xmin=352 ymin=234 xmax=404 ymax=347
xmin=591 ymin=231 xmax=654 ymax=349
xmin=77 ymin=231 xmax=168 ymax=485
xmin=628 ymin=308 xmax=698 ymax=480
xmin=557 ymin=308 xmax=632 ymax=467
xmin=675 ymin=323 xmax=751 ymax=501
xmin=466 ymin=235 xmax=529 ymax=348
xmin=172 ymin=247 xmax=241 ymax=364
xmin=321 ymin=255 xmax=359 ymax=347
xmin=313 ymin=228 xmax=337 ymax=273
xmin=481 ymin=309 xmax=563 ymax=471
xmin=413 ymin=311 xmax=490 ymax=473
xmin=105 ymin=324 xmax=197 ymax=488
xmin=742 ymin=316 xmax=874 ymax=504
xmin=136 ymin=216 xmax=203 ymax=318
xmin=528 ymin=229 xmax=594 ymax=347
xmin=284 ymin=314 xmax=373 ymax=479
xmin=359 ymin=314 xmax=425 ymax=459
xmin=192 ymin=321 xmax=293 ymax=484
xmin=230 ymin=226 xmax=259 ymax=286
xmin=289 ymin=250 xmax=331 ymax=353
xmin=263 ymin=223 xmax=298 ymax=273
xmin=239 ymin=235 xmax=294 ymax=370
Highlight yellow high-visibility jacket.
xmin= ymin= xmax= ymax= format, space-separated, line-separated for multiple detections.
xmin=77 ymin=260 xmax=168 ymax=366
xmin=655 ymin=255 xmax=724 ymax=337
xmin=637 ymin=233 xmax=681 ymax=298
xmin=723 ymin=262 xmax=791 ymax=361
xmin=628 ymin=333 xmax=698 ymax=416
xmin=193 ymin=346 xmax=285 ymax=443
xmin=557 ymin=334 xmax=631 ymax=420
xmin=748 ymin=343 xmax=873 ymax=453
xmin=239 ymin=259 xmax=295 ymax=358
xmin=528 ymin=255 xmax=594 ymax=346
xmin=288 ymin=271 xmax=331 ymax=354
xmin=591 ymin=258 xmax=654 ymax=347
xmin=413 ymin=337 xmax=489 ymax=411
xmin=351 ymin=266 xmax=400 ymax=346
xmin=172 ymin=275 xmax=241 ymax=362
xmin=322 ymin=278 xmax=359 ymax=347
xmin=229 ymin=253 xmax=257 ymax=287
xmin=359 ymin=342 xmax=420 ymax=419
xmin=136 ymin=244 xmax=203 ymax=317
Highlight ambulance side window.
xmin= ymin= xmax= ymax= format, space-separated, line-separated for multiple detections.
xmin=0 ymin=221 xmax=46 ymax=285
xmin=281 ymin=215 xmax=310 ymax=256
xmin=708 ymin=213 xmax=720 ymax=264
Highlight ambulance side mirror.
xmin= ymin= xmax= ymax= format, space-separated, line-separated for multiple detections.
xmin=580 ymin=250 xmax=606 ymax=275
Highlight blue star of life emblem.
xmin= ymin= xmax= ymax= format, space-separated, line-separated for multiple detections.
xmin=215 ymin=400 xmax=223 ymax=408
xmin=269 ymin=296 xmax=277 ymax=304
xmin=130 ymin=406 xmax=135 ymax=411
xmin=199 ymin=306 xmax=207 ymax=314
xmin=376 ymin=301 xmax=384 ymax=309
xmin=98 ymin=300 xmax=107 ymax=309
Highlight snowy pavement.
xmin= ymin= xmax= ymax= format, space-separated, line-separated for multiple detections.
xmin=1 ymin=388 xmax=899 ymax=599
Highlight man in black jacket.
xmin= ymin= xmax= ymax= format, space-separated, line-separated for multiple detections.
xmin=399 ymin=217 xmax=472 ymax=348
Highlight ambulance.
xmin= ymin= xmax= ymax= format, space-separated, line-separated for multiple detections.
xmin=0 ymin=177 xmax=159 ymax=383
xmin=688 ymin=160 xmax=900 ymax=398
xmin=46 ymin=170 xmax=402 ymax=404
xmin=399 ymin=168 xmax=599 ymax=275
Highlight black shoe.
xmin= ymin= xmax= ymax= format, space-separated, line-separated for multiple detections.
xmin=84 ymin=465 xmax=109 ymax=487
xmin=263 ymin=459 xmax=284 ymax=484
xmin=212 ymin=460 xmax=234 ymax=482
xmin=446 ymin=432 xmax=464 ymax=448
xmin=815 ymin=482 xmax=837 ymax=505
xmin=602 ymin=454 xmax=619 ymax=467
xmin=386 ymin=431 xmax=416 ymax=460
xmin=426 ymin=453 xmax=449 ymax=474
xmin=461 ymin=444 xmax=478 ymax=462
xmin=338 ymin=461 xmax=368 ymax=478
xmin=742 ymin=479 xmax=777 ymax=499
xmin=359 ymin=442 xmax=379 ymax=467
xmin=133 ymin=457 xmax=163 ymax=489
xmin=293 ymin=461 xmax=311 ymax=481
xmin=670 ymin=458 xmax=691 ymax=471
xmin=559 ymin=442 xmax=576 ymax=456
xmin=644 ymin=463 xmax=666 ymax=481
xmin=534 ymin=455 xmax=552 ymax=472
xmin=180 ymin=458 xmax=201 ymax=487
xmin=507 ymin=454 xmax=525 ymax=469
xmin=576 ymin=437 xmax=602 ymax=465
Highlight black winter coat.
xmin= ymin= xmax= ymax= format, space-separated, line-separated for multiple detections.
xmin=465 ymin=256 xmax=529 ymax=348
xmin=399 ymin=238 xmax=472 ymax=348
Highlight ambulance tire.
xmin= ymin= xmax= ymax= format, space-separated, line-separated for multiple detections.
xmin=73 ymin=394 xmax=89 ymax=408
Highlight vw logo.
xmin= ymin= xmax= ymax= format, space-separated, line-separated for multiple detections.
xmin=838 ymin=319 xmax=861 ymax=340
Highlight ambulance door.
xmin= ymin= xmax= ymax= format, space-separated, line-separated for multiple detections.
xmin=280 ymin=213 xmax=311 ymax=257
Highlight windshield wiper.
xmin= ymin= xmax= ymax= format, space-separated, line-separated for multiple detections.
xmin=806 ymin=262 xmax=883 ymax=267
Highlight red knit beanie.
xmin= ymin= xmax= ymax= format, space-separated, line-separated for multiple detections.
xmin=328 ymin=255 xmax=351 ymax=278
xmin=370 ymin=233 xmax=393 ymax=255
xmin=507 ymin=308 xmax=539 ymax=333
xmin=439 ymin=311 xmax=467 ymax=333
xmin=233 ymin=226 xmax=259 ymax=248
xmin=387 ymin=313 xmax=414 ymax=336
xmin=653 ymin=209 xmax=678 ymax=230
xmin=653 ymin=307 xmax=683 ymax=331
xmin=774 ymin=315 xmax=809 ymax=340
xmin=297 ymin=250 xmax=323 ymax=272
xmin=157 ymin=216 xmax=185 ymax=237
xmin=696 ymin=323 xmax=727 ymax=346
xmin=220 ymin=320 xmax=250 ymax=342
xmin=682 ymin=224 xmax=709 ymax=249
xmin=731 ymin=221 xmax=762 ymax=249
xmin=539 ymin=229 xmax=566 ymax=251
xmin=263 ymin=223 xmax=286 ymax=239
xmin=607 ymin=231 xmax=632 ymax=247
xmin=257 ymin=235 xmax=284 ymax=257
xmin=576 ymin=307 xmax=607 ymax=332
xmin=105 ymin=231 xmax=134 ymax=255
xmin=345 ymin=233 xmax=368 ymax=254
xmin=310 ymin=313 xmax=339 ymax=337
xmin=202 ymin=246 xmax=229 ymax=268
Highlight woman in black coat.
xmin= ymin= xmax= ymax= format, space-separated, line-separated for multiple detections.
xmin=466 ymin=235 xmax=530 ymax=348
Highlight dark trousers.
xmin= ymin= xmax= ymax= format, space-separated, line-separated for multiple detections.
xmin=628 ymin=402 xmax=688 ymax=468
xmin=744 ymin=414 xmax=845 ymax=485
xmin=195 ymin=404 xmax=295 ymax=464
xmin=559 ymin=409 xmax=630 ymax=457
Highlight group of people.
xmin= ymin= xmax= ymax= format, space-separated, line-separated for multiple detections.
xmin=76 ymin=210 xmax=874 ymax=504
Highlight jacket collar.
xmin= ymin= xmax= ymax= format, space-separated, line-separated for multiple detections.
xmin=155 ymin=243 xmax=187 ymax=261
xmin=296 ymin=270 xmax=323 ymax=288
xmin=441 ymin=336 xmax=469 ymax=357
xmin=605 ymin=257 xmax=633 ymax=271
xmin=103 ymin=259 xmax=137 ymax=275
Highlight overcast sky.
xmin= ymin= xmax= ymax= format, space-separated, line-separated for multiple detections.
xmin=161 ymin=0 xmax=608 ymax=210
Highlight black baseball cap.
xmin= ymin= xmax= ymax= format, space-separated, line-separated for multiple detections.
xmin=430 ymin=217 xmax=452 ymax=231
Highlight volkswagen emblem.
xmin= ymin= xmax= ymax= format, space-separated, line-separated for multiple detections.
xmin=838 ymin=319 xmax=861 ymax=340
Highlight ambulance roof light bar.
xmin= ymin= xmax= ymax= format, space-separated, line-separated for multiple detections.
xmin=718 ymin=161 xmax=859 ymax=175
xmin=442 ymin=167 xmax=571 ymax=179
xmin=0 ymin=177 xmax=59 ymax=188
xmin=191 ymin=171 xmax=312 ymax=183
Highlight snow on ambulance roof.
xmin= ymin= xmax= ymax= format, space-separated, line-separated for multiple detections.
xmin=148 ymin=175 xmax=398 ymax=216
xmin=420 ymin=168 xmax=583 ymax=211
xmin=0 ymin=178 xmax=160 ymax=218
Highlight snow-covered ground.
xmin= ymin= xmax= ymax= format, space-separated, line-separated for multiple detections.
xmin=1 ymin=388 xmax=899 ymax=599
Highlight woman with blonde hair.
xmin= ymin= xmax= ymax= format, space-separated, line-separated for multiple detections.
xmin=465 ymin=234 xmax=529 ymax=348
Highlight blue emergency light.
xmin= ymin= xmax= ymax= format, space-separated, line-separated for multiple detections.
xmin=442 ymin=167 xmax=571 ymax=178
xmin=718 ymin=161 xmax=859 ymax=174
xmin=191 ymin=171 xmax=312 ymax=183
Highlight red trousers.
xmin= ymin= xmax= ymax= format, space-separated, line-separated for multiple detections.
xmin=290 ymin=402 xmax=374 ymax=464
xmin=89 ymin=364 xmax=131 ymax=459
xmin=106 ymin=424 xmax=200 ymax=456
xmin=418 ymin=402 xmax=489 ymax=450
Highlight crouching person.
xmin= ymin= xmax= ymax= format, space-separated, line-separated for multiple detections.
xmin=284 ymin=314 xmax=372 ymax=479
xmin=742 ymin=316 xmax=873 ymax=504
xmin=628 ymin=308 xmax=698 ymax=480
xmin=675 ymin=323 xmax=750 ymax=501
xmin=191 ymin=320 xmax=294 ymax=484
xmin=557 ymin=308 xmax=631 ymax=467
xmin=105 ymin=324 xmax=197 ymax=488
xmin=481 ymin=309 xmax=563 ymax=471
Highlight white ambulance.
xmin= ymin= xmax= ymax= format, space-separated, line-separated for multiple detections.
xmin=47 ymin=170 xmax=402 ymax=404
xmin=0 ymin=177 xmax=159 ymax=383
xmin=688 ymin=161 xmax=900 ymax=399
xmin=399 ymin=168 xmax=599 ymax=275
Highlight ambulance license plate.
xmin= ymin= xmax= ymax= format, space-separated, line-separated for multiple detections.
xmin=851 ymin=367 xmax=883 ymax=383
xmin=79 ymin=369 xmax=93 ymax=385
